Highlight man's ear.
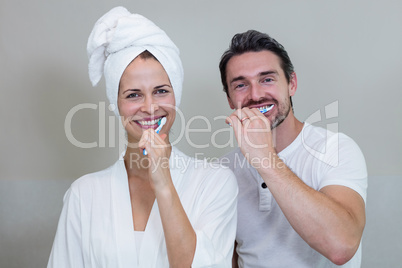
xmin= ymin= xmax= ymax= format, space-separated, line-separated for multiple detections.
xmin=227 ymin=94 xmax=235 ymax=109
xmin=289 ymin=72 xmax=298 ymax=97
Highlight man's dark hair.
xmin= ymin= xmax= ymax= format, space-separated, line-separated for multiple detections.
xmin=219 ymin=30 xmax=295 ymax=96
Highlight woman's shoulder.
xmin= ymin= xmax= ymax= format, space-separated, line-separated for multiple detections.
xmin=69 ymin=163 xmax=115 ymax=193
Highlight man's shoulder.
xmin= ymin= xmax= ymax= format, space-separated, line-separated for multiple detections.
xmin=302 ymin=123 xmax=356 ymax=141
xmin=299 ymin=123 xmax=361 ymax=153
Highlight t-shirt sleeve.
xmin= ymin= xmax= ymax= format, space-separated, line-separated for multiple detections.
xmin=318 ymin=133 xmax=368 ymax=203
xmin=47 ymin=187 xmax=85 ymax=268
xmin=191 ymin=167 xmax=238 ymax=267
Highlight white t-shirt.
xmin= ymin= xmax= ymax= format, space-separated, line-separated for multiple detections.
xmin=222 ymin=123 xmax=367 ymax=268
xmin=48 ymin=147 xmax=238 ymax=268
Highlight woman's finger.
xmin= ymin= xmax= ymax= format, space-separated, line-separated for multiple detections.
xmin=139 ymin=130 xmax=150 ymax=148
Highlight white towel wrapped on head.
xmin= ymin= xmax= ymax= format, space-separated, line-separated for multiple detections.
xmin=87 ymin=6 xmax=184 ymax=116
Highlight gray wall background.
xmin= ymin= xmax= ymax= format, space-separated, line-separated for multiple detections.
xmin=0 ymin=0 xmax=401 ymax=267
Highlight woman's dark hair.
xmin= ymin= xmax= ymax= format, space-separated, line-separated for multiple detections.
xmin=139 ymin=50 xmax=158 ymax=61
xmin=219 ymin=30 xmax=295 ymax=96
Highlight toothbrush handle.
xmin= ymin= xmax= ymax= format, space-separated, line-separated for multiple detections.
xmin=143 ymin=128 xmax=162 ymax=155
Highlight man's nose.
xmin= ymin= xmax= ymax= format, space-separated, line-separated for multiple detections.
xmin=248 ymin=83 xmax=265 ymax=102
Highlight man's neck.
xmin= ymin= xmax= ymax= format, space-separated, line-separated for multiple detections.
xmin=273 ymin=111 xmax=304 ymax=153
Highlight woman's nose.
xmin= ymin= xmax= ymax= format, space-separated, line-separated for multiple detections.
xmin=141 ymin=96 xmax=159 ymax=114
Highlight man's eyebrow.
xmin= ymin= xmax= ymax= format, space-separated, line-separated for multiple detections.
xmin=230 ymin=70 xmax=279 ymax=85
xmin=229 ymin=76 xmax=246 ymax=85
xmin=259 ymin=70 xmax=279 ymax=76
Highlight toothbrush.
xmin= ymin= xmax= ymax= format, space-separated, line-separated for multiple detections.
xmin=259 ymin=104 xmax=275 ymax=114
xmin=228 ymin=105 xmax=275 ymax=126
xmin=143 ymin=117 xmax=167 ymax=155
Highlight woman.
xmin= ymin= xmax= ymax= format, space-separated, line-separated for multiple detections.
xmin=48 ymin=7 xmax=238 ymax=268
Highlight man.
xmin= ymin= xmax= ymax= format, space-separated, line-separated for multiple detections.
xmin=219 ymin=30 xmax=367 ymax=267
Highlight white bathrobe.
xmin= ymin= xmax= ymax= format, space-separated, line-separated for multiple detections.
xmin=48 ymin=147 xmax=238 ymax=267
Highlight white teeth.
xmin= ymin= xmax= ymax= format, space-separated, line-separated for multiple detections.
xmin=137 ymin=118 xmax=160 ymax=126
xmin=259 ymin=104 xmax=274 ymax=113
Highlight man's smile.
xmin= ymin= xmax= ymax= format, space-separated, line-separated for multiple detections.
xmin=258 ymin=104 xmax=275 ymax=114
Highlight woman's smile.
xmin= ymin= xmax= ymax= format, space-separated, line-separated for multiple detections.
xmin=134 ymin=116 xmax=166 ymax=130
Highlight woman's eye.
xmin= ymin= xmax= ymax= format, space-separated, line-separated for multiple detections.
xmin=127 ymin=92 xmax=140 ymax=98
xmin=155 ymin=89 xmax=169 ymax=94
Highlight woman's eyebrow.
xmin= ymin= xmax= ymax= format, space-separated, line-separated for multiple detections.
xmin=155 ymin=84 xmax=172 ymax=89
xmin=122 ymin=88 xmax=140 ymax=94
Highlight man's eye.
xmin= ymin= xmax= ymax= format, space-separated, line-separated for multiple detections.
xmin=235 ymin=83 xmax=245 ymax=89
xmin=263 ymin=78 xmax=273 ymax=83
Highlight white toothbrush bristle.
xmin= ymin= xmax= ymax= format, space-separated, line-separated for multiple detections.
xmin=143 ymin=117 xmax=167 ymax=155
xmin=259 ymin=104 xmax=274 ymax=113
xmin=156 ymin=117 xmax=167 ymax=133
